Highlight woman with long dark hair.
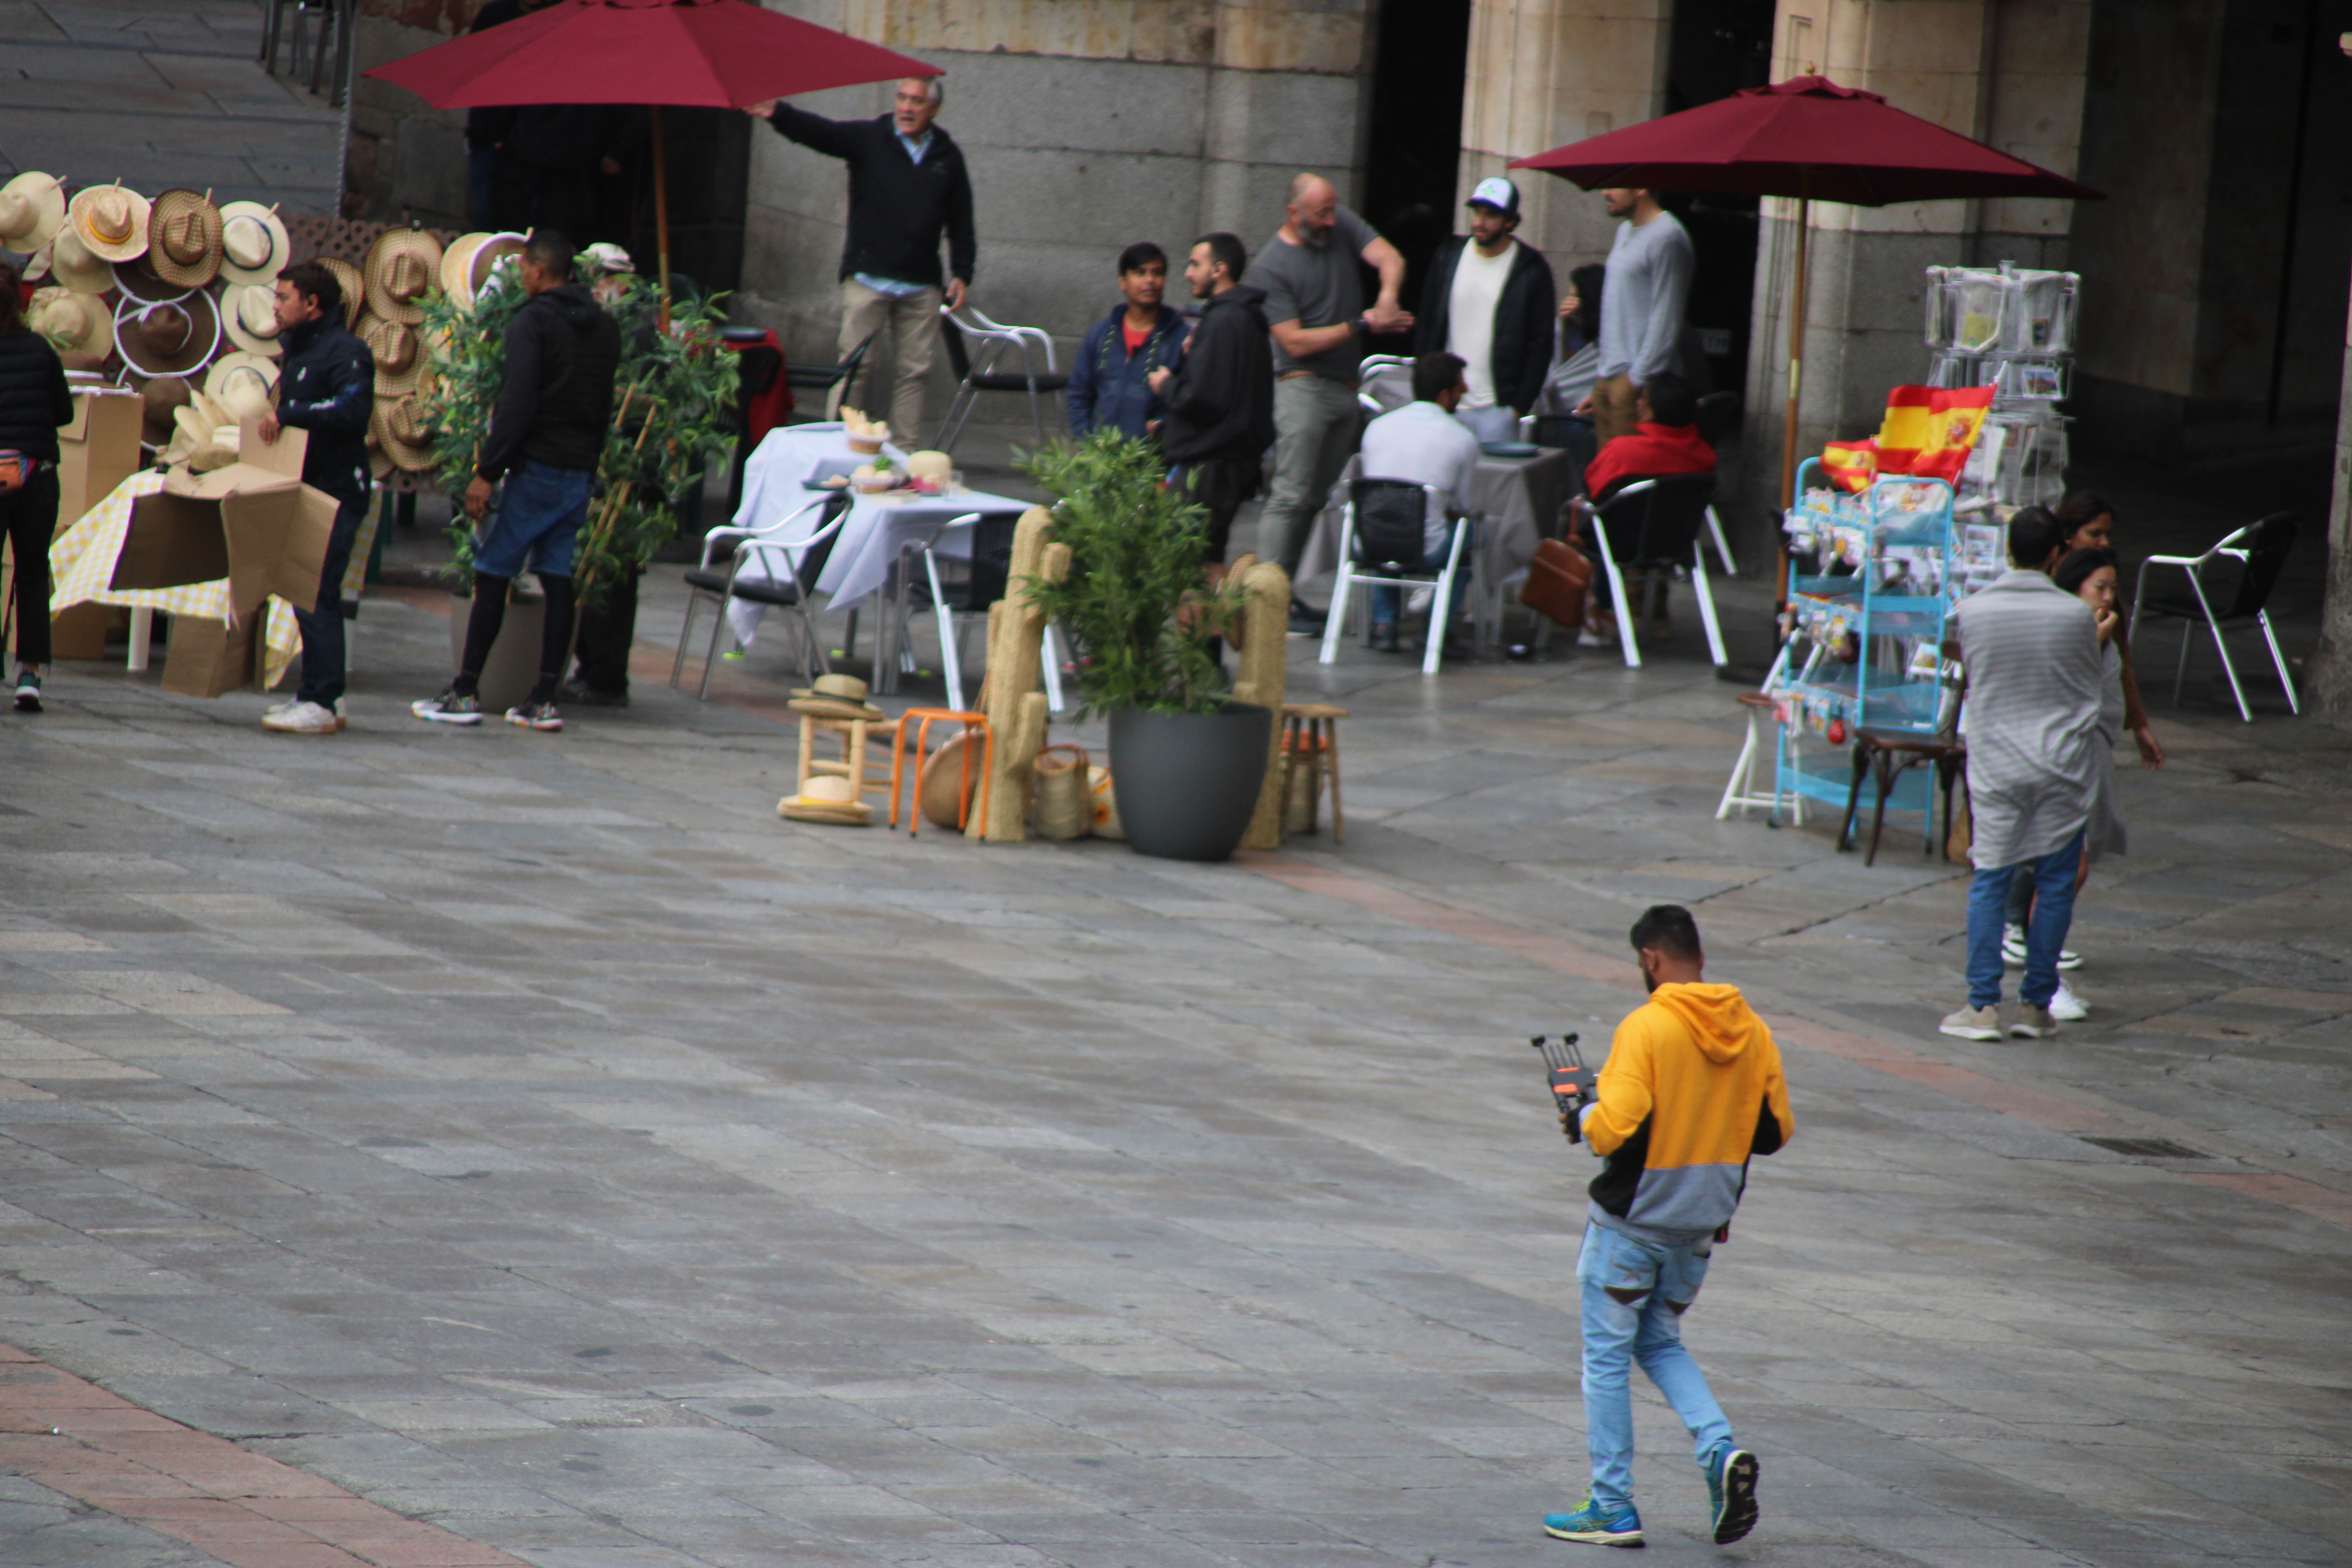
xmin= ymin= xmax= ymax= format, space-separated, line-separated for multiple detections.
xmin=0 ymin=261 xmax=74 ymax=712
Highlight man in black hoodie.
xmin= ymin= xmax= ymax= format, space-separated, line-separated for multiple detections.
xmin=414 ymin=231 xmax=621 ymax=733
xmin=1149 ymin=232 xmax=1274 ymax=568
xmin=749 ymin=76 xmax=974 ymax=447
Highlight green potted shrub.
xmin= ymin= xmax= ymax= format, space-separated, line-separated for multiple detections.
xmin=1021 ymin=433 xmax=1269 ymax=862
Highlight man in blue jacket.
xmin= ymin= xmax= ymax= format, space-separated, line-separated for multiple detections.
xmin=256 ymin=259 xmax=372 ymax=736
xmin=1067 ymin=242 xmax=1188 ymax=441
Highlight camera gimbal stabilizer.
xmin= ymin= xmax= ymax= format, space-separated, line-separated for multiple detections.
xmin=1531 ymin=1034 xmax=1597 ymax=1143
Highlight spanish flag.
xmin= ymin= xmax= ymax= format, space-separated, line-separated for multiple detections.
xmin=1820 ymin=439 xmax=1877 ymax=494
xmin=1875 ymin=385 xmax=1994 ymax=483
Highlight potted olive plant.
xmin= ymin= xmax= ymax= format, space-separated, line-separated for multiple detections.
xmin=1021 ymin=434 xmax=1267 ymax=862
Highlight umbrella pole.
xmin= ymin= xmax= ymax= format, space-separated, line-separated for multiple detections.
xmin=1775 ymin=193 xmax=1810 ymax=622
xmin=652 ymin=104 xmax=673 ymax=332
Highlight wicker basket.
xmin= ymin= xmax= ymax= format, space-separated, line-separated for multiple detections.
xmin=1034 ymin=744 xmax=1091 ymax=840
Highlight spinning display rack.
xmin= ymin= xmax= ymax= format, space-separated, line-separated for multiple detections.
xmin=1923 ymin=262 xmax=2080 ymax=510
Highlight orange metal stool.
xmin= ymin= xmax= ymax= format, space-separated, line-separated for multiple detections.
xmin=889 ymin=708 xmax=995 ymax=838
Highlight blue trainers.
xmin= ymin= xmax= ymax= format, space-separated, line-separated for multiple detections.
xmin=1543 ymin=1498 xmax=1643 ymax=1547
xmin=1705 ymin=1445 xmax=1759 ymax=1544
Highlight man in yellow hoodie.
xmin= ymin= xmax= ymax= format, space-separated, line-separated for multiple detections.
xmin=1543 ymin=906 xmax=1793 ymax=1550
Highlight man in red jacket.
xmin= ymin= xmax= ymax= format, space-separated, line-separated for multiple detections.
xmin=1576 ymin=372 xmax=1713 ymax=642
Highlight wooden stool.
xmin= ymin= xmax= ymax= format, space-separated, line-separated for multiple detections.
xmin=1717 ymin=691 xmax=1795 ymax=823
xmin=889 ymin=708 xmax=994 ymax=838
xmin=1279 ymin=702 xmax=1348 ymax=844
xmin=791 ymin=699 xmax=896 ymax=812
xmin=1838 ymin=726 xmax=1965 ymax=866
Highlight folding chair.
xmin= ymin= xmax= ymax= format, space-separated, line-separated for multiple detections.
xmin=1318 ymin=479 xmax=1469 ymax=677
xmin=2127 ymin=512 xmax=2299 ymax=722
xmin=670 ymin=494 xmax=849 ymax=699
xmin=1583 ymin=474 xmax=1728 ymax=670
xmin=934 ymin=307 xmax=1068 ymax=452
xmin=917 ymin=512 xmax=1065 ymax=713
xmin=787 ymin=330 xmax=878 ymax=419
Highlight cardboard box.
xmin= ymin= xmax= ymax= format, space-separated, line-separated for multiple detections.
xmin=107 ymin=422 xmax=337 ymax=697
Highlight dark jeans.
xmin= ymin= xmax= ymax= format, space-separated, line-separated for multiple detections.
xmin=1 ymin=466 xmax=60 ymax=668
xmin=293 ymin=494 xmax=368 ymax=706
xmin=466 ymin=145 xmax=499 ymax=230
xmin=571 ymin=568 xmax=637 ymax=694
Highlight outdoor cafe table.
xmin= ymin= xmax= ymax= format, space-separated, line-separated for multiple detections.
xmin=726 ymin=423 xmax=1031 ymax=689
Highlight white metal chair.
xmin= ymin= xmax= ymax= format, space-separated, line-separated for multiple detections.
xmin=670 ymin=494 xmax=848 ymax=699
xmin=1318 ymin=479 xmax=1470 ymax=677
xmin=917 ymin=512 xmax=1065 ymax=713
xmin=2127 ymin=512 xmax=2299 ymax=722
xmin=1581 ymin=475 xmax=1728 ymax=670
xmin=1355 ymin=356 xmax=1413 ymax=417
xmin=1717 ymin=643 xmax=1801 ymax=824
xmin=935 ymin=307 xmax=1068 ymax=452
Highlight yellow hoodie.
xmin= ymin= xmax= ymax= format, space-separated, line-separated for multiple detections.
xmin=1583 ymin=983 xmax=1793 ymax=1243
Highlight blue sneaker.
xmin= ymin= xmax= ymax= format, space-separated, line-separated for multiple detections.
xmin=1543 ymin=1498 xmax=1643 ymax=1547
xmin=1705 ymin=1446 xmax=1759 ymax=1545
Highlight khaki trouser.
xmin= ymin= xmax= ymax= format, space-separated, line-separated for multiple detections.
xmin=833 ymin=279 xmax=943 ymax=449
xmin=1259 ymin=374 xmax=1363 ymax=579
xmin=1591 ymin=370 xmax=1641 ymax=446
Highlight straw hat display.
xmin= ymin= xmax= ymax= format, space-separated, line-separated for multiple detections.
xmin=788 ymin=673 xmax=888 ymax=722
xmin=438 ymin=230 xmax=526 ymax=310
xmin=364 ymin=227 xmax=443 ymax=324
xmin=47 ymin=227 xmax=115 ymax=295
xmin=370 ymin=391 xmax=438 ymax=472
xmin=217 ymin=201 xmax=289 ymax=287
xmin=0 ymin=172 xmax=66 ymax=252
xmin=114 ymin=291 xmax=221 ymax=380
xmin=30 ymin=288 xmax=113 ymax=361
xmin=137 ymin=374 xmax=194 ymax=452
xmin=205 ymin=353 xmax=279 ymax=424
xmin=320 ymin=257 xmax=365 ymax=329
xmin=778 ymin=773 xmax=874 ymax=826
xmin=362 ymin=313 xmax=426 ymax=396
xmin=67 ymin=183 xmax=152 ymax=263
xmin=162 ymin=391 xmax=242 ymax=471
xmin=220 ymin=281 xmax=285 ymax=357
xmin=145 ymin=189 xmax=223 ymax=289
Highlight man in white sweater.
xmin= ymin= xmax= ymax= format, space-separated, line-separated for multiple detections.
xmin=1575 ymin=187 xmax=1693 ymax=446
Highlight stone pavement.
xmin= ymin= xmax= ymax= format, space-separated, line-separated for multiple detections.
xmin=0 ymin=477 xmax=2345 ymax=1568
xmin=0 ymin=0 xmax=341 ymax=212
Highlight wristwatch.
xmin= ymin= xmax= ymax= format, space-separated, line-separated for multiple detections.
xmin=1350 ymin=316 xmax=1372 ymax=340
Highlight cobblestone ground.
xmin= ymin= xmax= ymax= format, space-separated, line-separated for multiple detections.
xmin=0 ymin=513 xmax=2343 ymax=1568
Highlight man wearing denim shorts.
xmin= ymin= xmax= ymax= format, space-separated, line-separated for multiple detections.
xmin=1544 ymin=906 xmax=1792 ymax=1549
xmin=414 ymin=230 xmax=620 ymax=730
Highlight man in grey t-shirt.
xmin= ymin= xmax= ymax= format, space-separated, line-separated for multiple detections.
xmin=1576 ymin=186 xmax=1693 ymax=446
xmin=1255 ymin=172 xmax=1413 ymax=627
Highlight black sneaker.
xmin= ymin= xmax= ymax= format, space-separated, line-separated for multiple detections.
xmin=1287 ymin=596 xmax=1326 ymax=637
xmin=411 ymin=688 xmax=483 ymax=725
xmin=505 ymin=700 xmax=563 ymax=731
xmin=558 ymin=681 xmax=629 ymax=708
xmin=1369 ymin=622 xmax=1400 ymax=653
xmin=13 ymin=668 xmax=40 ymax=713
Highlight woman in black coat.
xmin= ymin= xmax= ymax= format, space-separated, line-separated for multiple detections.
xmin=0 ymin=261 xmax=74 ymax=712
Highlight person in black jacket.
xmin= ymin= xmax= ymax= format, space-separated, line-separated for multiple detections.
xmin=0 ymin=260 xmax=74 ymax=713
xmin=414 ymin=231 xmax=621 ymax=733
xmin=749 ymin=76 xmax=974 ymax=447
xmin=1414 ymin=177 xmax=1557 ymax=444
xmin=1149 ymin=232 xmax=1274 ymax=569
xmin=461 ymin=0 xmax=548 ymax=228
xmin=256 ymin=260 xmax=375 ymax=735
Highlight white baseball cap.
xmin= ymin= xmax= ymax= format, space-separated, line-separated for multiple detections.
xmin=580 ymin=242 xmax=636 ymax=276
xmin=1468 ymin=176 xmax=1521 ymax=215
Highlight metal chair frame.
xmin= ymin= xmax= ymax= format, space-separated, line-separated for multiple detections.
xmin=788 ymin=330 xmax=879 ymax=413
xmin=934 ymin=307 xmax=1067 ymax=452
xmin=1583 ymin=476 xmax=1728 ymax=670
xmin=1355 ymin=356 xmax=1413 ymax=417
xmin=1319 ymin=481 xmax=1471 ymax=677
xmin=918 ymin=513 xmax=1067 ymax=714
xmin=670 ymin=495 xmax=847 ymax=699
xmin=2127 ymin=515 xmax=2300 ymax=723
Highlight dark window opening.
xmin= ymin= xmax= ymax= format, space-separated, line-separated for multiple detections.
xmin=1361 ymin=0 xmax=1475 ymax=351
xmin=1663 ymin=0 xmax=1776 ymax=400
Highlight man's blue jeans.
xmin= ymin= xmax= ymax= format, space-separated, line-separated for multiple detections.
xmin=1369 ymin=522 xmax=1472 ymax=631
xmin=293 ymin=494 xmax=369 ymax=708
xmin=1579 ymin=1222 xmax=1733 ymax=1510
xmin=1967 ymin=827 xmax=2084 ymax=1010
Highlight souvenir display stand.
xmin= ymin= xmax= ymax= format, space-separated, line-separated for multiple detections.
xmin=1922 ymin=262 xmax=2078 ymax=509
xmin=1767 ymin=466 xmax=1961 ymax=834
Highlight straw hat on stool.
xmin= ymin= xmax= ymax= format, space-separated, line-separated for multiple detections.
xmin=0 ymin=172 xmax=66 ymax=253
xmin=217 ymin=201 xmax=290 ymax=288
xmin=779 ymin=773 xmax=875 ymax=826
xmin=320 ymin=257 xmax=365 ymax=330
xmin=31 ymin=288 xmax=114 ymax=366
xmin=789 ymin=673 xmax=890 ymax=722
xmin=221 ymin=281 xmax=287 ymax=358
xmin=143 ymin=189 xmax=223 ymax=290
xmin=205 ymin=353 xmax=280 ymax=426
xmin=67 ymin=183 xmax=151 ymax=263
xmin=365 ymin=228 xmax=444 ymax=325
xmin=46 ymin=227 xmax=116 ymax=295
xmin=115 ymin=291 xmax=222 ymax=381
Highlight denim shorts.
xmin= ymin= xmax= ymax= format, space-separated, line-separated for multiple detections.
xmin=474 ymin=461 xmax=593 ymax=578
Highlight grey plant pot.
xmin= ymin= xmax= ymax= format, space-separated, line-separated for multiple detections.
xmin=1107 ymin=701 xmax=1274 ymax=862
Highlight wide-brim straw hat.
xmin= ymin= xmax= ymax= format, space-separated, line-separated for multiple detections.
xmin=466 ymin=235 xmax=528 ymax=307
xmin=146 ymin=189 xmax=223 ymax=289
xmin=67 ymin=183 xmax=151 ymax=263
xmin=47 ymin=228 xmax=116 ymax=295
xmin=137 ymin=374 xmax=194 ymax=450
xmin=779 ymin=775 xmax=874 ymax=823
xmin=204 ymin=352 xmax=279 ymax=424
xmin=114 ymin=290 xmax=222 ymax=379
xmin=0 ymin=172 xmax=67 ymax=252
xmin=364 ymin=314 xmax=425 ymax=395
xmin=320 ymin=257 xmax=365 ymax=330
xmin=220 ymin=281 xmax=286 ymax=357
xmin=438 ymin=232 xmax=493 ymax=302
xmin=217 ymin=201 xmax=290 ymax=287
xmin=364 ymin=227 xmax=444 ymax=324
xmin=30 ymin=287 xmax=113 ymax=360
xmin=370 ymin=391 xmax=438 ymax=472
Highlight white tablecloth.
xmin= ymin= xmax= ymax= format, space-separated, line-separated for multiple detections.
xmin=725 ymin=424 xmax=1031 ymax=648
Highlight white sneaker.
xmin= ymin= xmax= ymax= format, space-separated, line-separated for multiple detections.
xmin=2047 ymin=978 xmax=2089 ymax=1022
xmin=268 ymin=696 xmax=348 ymax=731
xmin=2002 ymin=924 xmax=2082 ymax=971
xmin=261 ymin=699 xmax=339 ymax=735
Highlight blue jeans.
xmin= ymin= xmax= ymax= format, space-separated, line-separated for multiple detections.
xmin=473 ymin=462 xmax=592 ymax=579
xmin=293 ymin=493 xmax=369 ymax=706
xmin=1967 ymin=828 xmax=2083 ymax=1010
xmin=1368 ymin=522 xmax=1471 ymax=630
xmin=1579 ymin=1222 xmax=1733 ymax=1510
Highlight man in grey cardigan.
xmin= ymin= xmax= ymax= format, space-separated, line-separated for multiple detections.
xmin=1942 ymin=507 xmax=2107 ymax=1042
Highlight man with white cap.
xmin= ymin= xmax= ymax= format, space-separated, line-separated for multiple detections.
xmin=256 ymin=260 xmax=375 ymax=735
xmin=1414 ymin=176 xmax=1556 ymax=445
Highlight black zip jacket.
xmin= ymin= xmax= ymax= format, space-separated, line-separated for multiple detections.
xmin=1414 ymin=236 xmax=1559 ymax=416
xmin=766 ymin=108 xmax=976 ymax=289
xmin=0 ymin=326 xmax=74 ymax=465
xmin=1156 ymin=285 xmax=1275 ymax=466
xmin=478 ymin=284 xmax=621 ymax=482
xmin=274 ymin=314 xmax=374 ymax=503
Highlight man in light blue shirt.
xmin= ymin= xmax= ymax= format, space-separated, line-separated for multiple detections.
xmin=1357 ymin=351 xmax=1482 ymax=653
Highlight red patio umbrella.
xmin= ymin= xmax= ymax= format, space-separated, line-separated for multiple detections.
xmin=365 ymin=0 xmax=936 ymax=323
xmin=1511 ymin=76 xmax=2101 ymax=581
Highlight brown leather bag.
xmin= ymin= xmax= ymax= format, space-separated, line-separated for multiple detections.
xmin=1520 ymin=537 xmax=1593 ymax=631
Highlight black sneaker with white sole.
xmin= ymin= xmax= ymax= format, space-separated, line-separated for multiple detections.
xmin=411 ymin=688 xmax=483 ymax=725
xmin=13 ymin=668 xmax=40 ymax=713
xmin=1707 ymin=1445 xmax=1760 ymax=1544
